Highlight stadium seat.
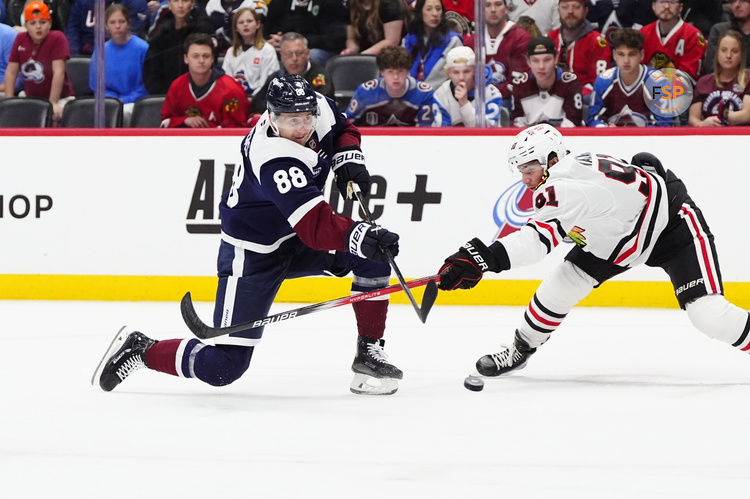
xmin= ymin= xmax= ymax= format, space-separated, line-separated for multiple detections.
xmin=0 ymin=97 xmax=53 ymax=127
xmin=499 ymin=106 xmax=510 ymax=127
xmin=67 ymin=57 xmax=93 ymax=97
xmin=325 ymin=55 xmax=380 ymax=110
xmin=130 ymin=95 xmax=166 ymax=127
xmin=60 ymin=97 xmax=123 ymax=127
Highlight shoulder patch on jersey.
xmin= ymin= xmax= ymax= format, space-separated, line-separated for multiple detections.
xmin=362 ymin=78 xmax=378 ymax=90
xmin=697 ymin=33 xmax=706 ymax=46
xmin=596 ymin=35 xmax=608 ymax=48
xmin=311 ymin=74 xmax=326 ymax=87
xmin=513 ymin=71 xmax=529 ymax=85
xmin=561 ymin=71 xmax=577 ymax=83
xmin=417 ymin=81 xmax=433 ymax=92
xmin=601 ymin=67 xmax=616 ymax=79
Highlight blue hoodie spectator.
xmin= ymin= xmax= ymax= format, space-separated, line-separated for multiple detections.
xmin=66 ymin=0 xmax=149 ymax=55
xmin=0 ymin=22 xmax=17 ymax=82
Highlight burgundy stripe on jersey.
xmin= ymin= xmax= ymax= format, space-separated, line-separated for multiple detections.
xmin=612 ymin=172 xmax=662 ymax=265
xmin=524 ymin=294 xmax=567 ymax=333
xmin=679 ymin=203 xmax=720 ymax=295
xmin=293 ymin=201 xmax=355 ymax=252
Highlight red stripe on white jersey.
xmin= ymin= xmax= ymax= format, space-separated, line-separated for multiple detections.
xmin=614 ymin=174 xmax=654 ymax=265
xmin=679 ymin=204 xmax=720 ymax=295
xmin=533 ymin=220 xmax=560 ymax=247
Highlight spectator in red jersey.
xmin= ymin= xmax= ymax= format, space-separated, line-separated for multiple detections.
xmin=2 ymin=1 xmax=74 ymax=123
xmin=341 ymin=0 xmax=409 ymax=55
xmin=704 ymin=0 xmax=750 ymax=74
xmin=689 ymin=29 xmax=750 ymax=126
xmin=463 ymin=0 xmax=531 ymax=90
xmin=508 ymin=36 xmax=584 ymax=127
xmin=548 ymin=0 xmax=610 ymax=98
xmin=640 ymin=0 xmax=706 ymax=83
xmin=161 ymin=32 xmax=249 ymax=127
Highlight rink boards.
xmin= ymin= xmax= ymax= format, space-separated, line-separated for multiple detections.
xmin=1 ymin=128 xmax=748 ymax=308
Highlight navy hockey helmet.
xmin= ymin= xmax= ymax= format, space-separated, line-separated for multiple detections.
xmin=266 ymin=75 xmax=318 ymax=116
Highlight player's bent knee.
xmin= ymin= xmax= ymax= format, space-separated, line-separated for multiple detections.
xmin=194 ymin=344 xmax=254 ymax=387
xmin=686 ymin=294 xmax=747 ymax=344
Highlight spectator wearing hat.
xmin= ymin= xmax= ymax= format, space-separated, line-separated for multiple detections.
xmin=507 ymin=36 xmax=584 ymax=126
xmin=506 ymin=0 xmax=560 ymax=35
xmin=547 ymin=0 xmax=610 ymax=97
xmin=345 ymin=45 xmax=448 ymax=126
xmin=463 ymin=0 xmax=531 ymax=91
xmin=3 ymin=1 xmax=74 ymax=123
xmin=640 ymin=0 xmax=705 ymax=83
xmin=433 ymin=45 xmax=506 ymax=126
xmin=161 ymin=32 xmax=249 ymax=127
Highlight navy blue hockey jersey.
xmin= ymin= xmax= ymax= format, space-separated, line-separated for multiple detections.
xmin=220 ymin=93 xmax=359 ymax=253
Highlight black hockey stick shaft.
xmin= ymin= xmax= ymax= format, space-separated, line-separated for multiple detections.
xmin=350 ymin=183 xmax=437 ymax=323
xmin=180 ymin=274 xmax=441 ymax=340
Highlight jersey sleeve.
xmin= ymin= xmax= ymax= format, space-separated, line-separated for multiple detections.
xmin=561 ymin=73 xmax=583 ymax=126
xmin=220 ymin=78 xmax=251 ymax=127
xmin=678 ymin=30 xmax=706 ymax=81
xmin=160 ymin=81 xmax=187 ymax=127
xmin=345 ymin=81 xmax=372 ymax=122
xmin=586 ymin=74 xmax=609 ymax=127
xmin=499 ymin=181 xmax=589 ymax=267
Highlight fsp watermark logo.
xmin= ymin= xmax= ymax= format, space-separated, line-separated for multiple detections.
xmin=644 ymin=68 xmax=694 ymax=118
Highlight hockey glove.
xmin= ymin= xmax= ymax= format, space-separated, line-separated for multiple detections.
xmin=346 ymin=222 xmax=399 ymax=262
xmin=438 ymin=238 xmax=504 ymax=291
xmin=332 ymin=148 xmax=371 ymax=198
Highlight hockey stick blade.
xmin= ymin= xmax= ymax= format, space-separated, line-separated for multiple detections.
xmin=419 ymin=279 xmax=439 ymax=323
xmin=180 ymin=274 xmax=441 ymax=340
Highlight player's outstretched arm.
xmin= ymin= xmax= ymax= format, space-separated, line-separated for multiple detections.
xmin=437 ymin=238 xmax=510 ymax=291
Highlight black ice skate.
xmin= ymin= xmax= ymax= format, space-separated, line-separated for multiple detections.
xmin=350 ymin=335 xmax=402 ymax=395
xmin=476 ymin=331 xmax=536 ymax=377
xmin=91 ymin=326 xmax=156 ymax=392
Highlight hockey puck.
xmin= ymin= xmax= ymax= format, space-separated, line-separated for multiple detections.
xmin=464 ymin=375 xmax=484 ymax=392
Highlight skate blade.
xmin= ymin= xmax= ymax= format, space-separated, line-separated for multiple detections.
xmin=349 ymin=373 xmax=399 ymax=395
xmin=90 ymin=325 xmax=129 ymax=389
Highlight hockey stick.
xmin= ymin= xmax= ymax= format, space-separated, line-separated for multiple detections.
xmin=349 ymin=182 xmax=439 ymax=323
xmin=180 ymin=274 xmax=440 ymax=340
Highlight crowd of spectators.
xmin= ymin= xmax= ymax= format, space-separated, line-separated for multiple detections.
xmin=0 ymin=0 xmax=748 ymax=127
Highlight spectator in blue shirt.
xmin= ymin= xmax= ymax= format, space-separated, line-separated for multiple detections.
xmin=89 ymin=3 xmax=149 ymax=123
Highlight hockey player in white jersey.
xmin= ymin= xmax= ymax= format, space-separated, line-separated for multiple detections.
xmin=438 ymin=124 xmax=750 ymax=376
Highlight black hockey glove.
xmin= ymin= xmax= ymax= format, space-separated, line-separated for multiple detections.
xmin=332 ymin=148 xmax=371 ymax=198
xmin=346 ymin=222 xmax=399 ymax=262
xmin=438 ymin=238 xmax=506 ymax=291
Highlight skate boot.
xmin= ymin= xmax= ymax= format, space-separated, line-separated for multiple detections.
xmin=92 ymin=326 xmax=157 ymax=392
xmin=476 ymin=330 xmax=536 ymax=377
xmin=350 ymin=335 xmax=403 ymax=395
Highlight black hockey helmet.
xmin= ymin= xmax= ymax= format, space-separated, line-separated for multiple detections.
xmin=266 ymin=75 xmax=318 ymax=116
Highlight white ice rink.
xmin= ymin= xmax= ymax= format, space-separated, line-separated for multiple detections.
xmin=2 ymin=299 xmax=750 ymax=499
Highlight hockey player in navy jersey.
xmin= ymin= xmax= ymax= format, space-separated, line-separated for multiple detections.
xmin=587 ymin=28 xmax=674 ymax=127
xmin=345 ymin=46 xmax=448 ymax=127
xmin=438 ymin=124 xmax=750 ymax=376
xmin=94 ymin=75 xmax=405 ymax=395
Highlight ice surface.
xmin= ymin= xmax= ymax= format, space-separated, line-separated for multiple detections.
xmin=2 ymin=299 xmax=750 ymax=498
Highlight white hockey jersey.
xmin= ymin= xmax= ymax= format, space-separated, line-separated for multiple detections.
xmin=500 ymin=151 xmax=669 ymax=268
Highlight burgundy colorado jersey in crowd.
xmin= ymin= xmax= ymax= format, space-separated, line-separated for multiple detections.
xmin=692 ymin=70 xmax=750 ymax=119
xmin=640 ymin=19 xmax=706 ymax=82
xmin=464 ymin=22 xmax=531 ymax=88
xmin=508 ymin=68 xmax=583 ymax=127
xmin=548 ymin=22 xmax=610 ymax=93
